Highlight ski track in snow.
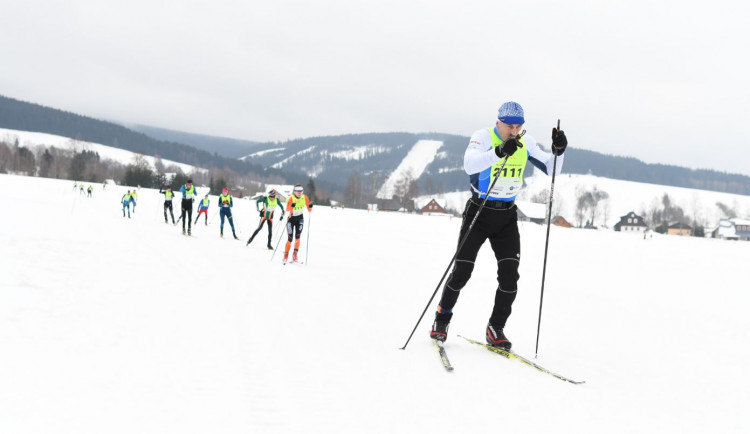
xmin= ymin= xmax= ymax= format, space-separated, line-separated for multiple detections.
xmin=1 ymin=173 xmax=749 ymax=434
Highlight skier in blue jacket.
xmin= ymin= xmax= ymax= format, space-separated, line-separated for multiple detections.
xmin=429 ymin=101 xmax=568 ymax=350
xmin=121 ymin=190 xmax=135 ymax=218
xmin=195 ymin=194 xmax=210 ymax=225
xmin=179 ymin=179 xmax=197 ymax=235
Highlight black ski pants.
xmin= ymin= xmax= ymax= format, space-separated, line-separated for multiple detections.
xmin=181 ymin=199 xmax=193 ymax=230
xmin=437 ymin=198 xmax=521 ymax=328
xmin=286 ymin=216 xmax=304 ymax=241
xmin=249 ymin=217 xmax=273 ymax=245
xmin=164 ymin=201 xmax=175 ymax=223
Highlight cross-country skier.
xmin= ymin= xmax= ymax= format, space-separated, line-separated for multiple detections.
xmin=159 ymin=187 xmax=176 ymax=224
xmin=87 ymin=185 xmax=93 ymax=198
xmin=283 ymin=184 xmax=312 ymax=263
xmin=179 ymin=179 xmax=196 ymax=235
xmin=121 ymin=190 xmax=134 ymax=218
xmin=429 ymin=101 xmax=568 ymax=350
xmin=130 ymin=189 xmax=138 ymax=213
xmin=195 ymin=194 xmax=210 ymax=226
xmin=246 ymin=189 xmax=285 ymax=249
xmin=218 ymin=188 xmax=238 ymax=239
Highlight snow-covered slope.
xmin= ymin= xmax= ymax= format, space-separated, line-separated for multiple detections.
xmin=1 ymin=173 xmax=748 ymax=433
xmin=414 ymin=171 xmax=750 ymax=230
xmin=519 ymin=172 xmax=750 ymax=228
xmin=377 ymin=139 xmax=443 ymax=199
xmin=0 ymin=127 xmax=206 ymax=174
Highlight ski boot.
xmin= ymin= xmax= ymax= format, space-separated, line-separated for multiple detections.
xmin=486 ymin=323 xmax=511 ymax=350
xmin=430 ymin=311 xmax=452 ymax=342
xmin=182 ymin=228 xmax=186 ymax=235
xmin=282 ymin=252 xmax=289 ymax=264
xmin=267 ymin=244 xmax=273 ymax=250
xmin=233 ymin=232 xmax=239 ymax=240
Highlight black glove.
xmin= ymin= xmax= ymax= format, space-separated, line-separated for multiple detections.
xmin=552 ymin=128 xmax=567 ymax=156
xmin=309 ymin=203 xmax=314 ymax=209
xmin=495 ymin=137 xmax=522 ymax=158
xmin=259 ymin=210 xmax=264 ymax=218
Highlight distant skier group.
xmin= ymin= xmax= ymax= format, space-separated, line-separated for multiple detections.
xmin=246 ymin=184 xmax=313 ymax=264
xmin=73 ymin=181 xmax=95 ymax=198
xmin=121 ymin=189 xmax=137 ymax=218
xmin=81 ymin=175 xmax=314 ymax=263
xmin=152 ymin=179 xmax=313 ymax=262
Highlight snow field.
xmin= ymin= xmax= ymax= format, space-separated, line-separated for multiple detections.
xmin=1 ymin=173 xmax=748 ymax=433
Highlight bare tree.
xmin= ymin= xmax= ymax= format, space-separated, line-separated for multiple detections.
xmin=403 ymin=177 xmax=419 ymax=211
xmin=600 ymin=197 xmax=611 ymax=227
xmin=645 ymin=197 xmax=662 ymax=228
xmin=154 ymin=156 xmax=166 ymax=174
xmin=574 ymin=185 xmax=588 ymax=227
xmin=715 ymin=201 xmax=737 ymax=218
xmin=0 ymin=142 xmax=13 ymax=173
xmin=530 ymin=188 xmax=550 ymax=204
xmin=587 ymin=186 xmax=609 ymax=227
xmin=345 ymin=172 xmax=363 ymax=206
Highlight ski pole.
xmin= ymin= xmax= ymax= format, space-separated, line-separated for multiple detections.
xmin=270 ymin=216 xmax=287 ymax=261
xmin=208 ymin=209 xmax=219 ymax=225
xmin=233 ymin=213 xmax=241 ymax=233
xmin=304 ymin=213 xmax=311 ymax=265
xmin=400 ymin=153 xmax=516 ymax=350
xmin=272 ymin=213 xmax=285 ymax=240
xmin=535 ymin=119 xmax=561 ymax=358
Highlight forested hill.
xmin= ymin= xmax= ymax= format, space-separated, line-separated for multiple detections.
xmin=244 ymin=135 xmax=750 ymax=196
xmin=3 ymin=93 xmax=750 ymax=196
xmin=562 ymin=148 xmax=750 ymax=195
xmin=126 ymin=123 xmax=259 ymax=159
xmin=0 ymin=94 xmax=270 ymax=177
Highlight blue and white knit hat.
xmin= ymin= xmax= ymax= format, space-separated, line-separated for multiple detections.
xmin=497 ymin=101 xmax=524 ymax=125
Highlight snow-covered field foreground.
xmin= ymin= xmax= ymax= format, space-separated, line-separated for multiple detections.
xmin=1 ymin=174 xmax=748 ymax=434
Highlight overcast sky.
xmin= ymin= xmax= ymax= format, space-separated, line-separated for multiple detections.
xmin=2 ymin=0 xmax=749 ymax=175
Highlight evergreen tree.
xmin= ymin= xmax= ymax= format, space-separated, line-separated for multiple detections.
xmin=306 ymin=177 xmax=318 ymax=202
xmin=171 ymin=171 xmax=190 ymax=190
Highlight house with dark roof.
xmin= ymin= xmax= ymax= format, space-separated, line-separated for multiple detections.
xmin=614 ymin=211 xmax=648 ymax=233
xmin=415 ymin=198 xmax=449 ymax=215
xmin=711 ymin=218 xmax=750 ymax=240
xmin=667 ymin=221 xmax=693 ymax=236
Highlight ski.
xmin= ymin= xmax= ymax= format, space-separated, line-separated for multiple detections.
xmin=458 ymin=335 xmax=584 ymax=385
xmin=432 ymin=339 xmax=454 ymax=372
